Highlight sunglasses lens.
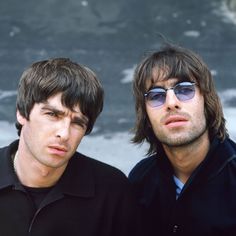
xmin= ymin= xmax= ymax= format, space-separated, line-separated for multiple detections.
xmin=145 ymin=89 xmax=166 ymax=107
xmin=175 ymin=82 xmax=195 ymax=101
xmin=145 ymin=82 xmax=196 ymax=107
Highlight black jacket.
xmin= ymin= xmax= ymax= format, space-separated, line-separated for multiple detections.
xmin=0 ymin=140 xmax=138 ymax=236
xmin=129 ymin=138 xmax=236 ymax=236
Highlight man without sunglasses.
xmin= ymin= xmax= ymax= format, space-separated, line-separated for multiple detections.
xmin=129 ymin=45 xmax=236 ymax=236
xmin=0 ymin=58 xmax=139 ymax=236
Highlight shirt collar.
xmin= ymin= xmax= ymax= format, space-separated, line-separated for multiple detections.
xmin=0 ymin=140 xmax=95 ymax=198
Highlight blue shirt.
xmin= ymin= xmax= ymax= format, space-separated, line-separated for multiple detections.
xmin=173 ymin=175 xmax=184 ymax=199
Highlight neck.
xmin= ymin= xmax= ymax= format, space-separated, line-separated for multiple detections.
xmin=14 ymin=150 xmax=66 ymax=188
xmin=163 ymin=131 xmax=210 ymax=184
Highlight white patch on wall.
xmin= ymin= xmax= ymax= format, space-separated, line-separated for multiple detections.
xmin=79 ymin=131 xmax=148 ymax=175
xmin=117 ymin=118 xmax=128 ymax=124
xmin=213 ymin=1 xmax=236 ymax=25
xmin=81 ymin=1 xmax=88 ymax=7
xmin=224 ymin=106 xmax=236 ymax=141
xmin=219 ymin=89 xmax=236 ymax=105
xmin=183 ymin=30 xmax=200 ymax=37
xmin=9 ymin=26 xmax=21 ymax=37
xmin=186 ymin=19 xmax=192 ymax=24
xmin=120 ymin=65 xmax=136 ymax=84
xmin=210 ymin=69 xmax=218 ymax=76
xmin=0 ymin=121 xmax=18 ymax=144
xmin=201 ymin=21 xmax=207 ymax=27
xmin=38 ymin=49 xmax=48 ymax=57
xmin=172 ymin=12 xmax=179 ymax=18
xmin=0 ymin=90 xmax=17 ymax=100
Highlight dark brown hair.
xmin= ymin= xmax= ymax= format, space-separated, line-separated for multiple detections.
xmin=132 ymin=45 xmax=228 ymax=155
xmin=16 ymin=58 xmax=104 ymax=135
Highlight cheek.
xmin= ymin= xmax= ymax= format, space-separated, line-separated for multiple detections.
xmin=71 ymin=129 xmax=85 ymax=143
xmin=146 ymin=108 xmax=161 ymax=128
xmin=146 ymin=104 xmax=155 ymax=120
xmin=191 ymin=98 xmax=206 ymax=121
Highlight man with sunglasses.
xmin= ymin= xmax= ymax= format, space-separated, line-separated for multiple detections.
xmin=129 ymin=45 xmax=236 ymax=235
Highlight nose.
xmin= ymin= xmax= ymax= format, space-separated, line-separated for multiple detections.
xmin=165 ymin=89 xmax=181 ymax=110
xmin=56 ymin=120 xmax=70 ymax=141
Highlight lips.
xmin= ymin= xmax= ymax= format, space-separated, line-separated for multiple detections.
xmin=48 ymin=145 xmax=68 ymax=155
xmin=164 ymin=115 xmax=188 ymax=127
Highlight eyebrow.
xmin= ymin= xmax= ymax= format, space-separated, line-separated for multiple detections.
xmin=41 ymin=105 xmax=89 ymax=127
xmin=41 ymin=105 xmax=65 ymax=116
xmin=72 ymin=116 xmax=88 ymax=128
xmin=149 ymin=78 xmax=191 ymax=91
xmin=149 ymin=82 xmax=177 ymax=91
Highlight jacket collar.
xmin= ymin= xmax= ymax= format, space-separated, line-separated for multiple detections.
xmin=156 ymin=137 xmax=236 ymax=181
xmin=147 ymin=137 xmax=236 ymax=201
xmin=191 ymin=137 xmax=236 ymax=182
xmin=178 ymin=137 xmax=236 ymax=198
xmin=56 ymin=152 xmax=95 ymax=198
xmin=0 ymin=140 xmax=95 ymax=198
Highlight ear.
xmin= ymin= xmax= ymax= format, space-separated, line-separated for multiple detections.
xmin=16 ymin=110 xmax=27 ymax=126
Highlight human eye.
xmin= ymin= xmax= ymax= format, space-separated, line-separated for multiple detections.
xmin=44 ymin=111 xmax=60 ymax=119
xmin=175 ymin=82 xmax=195 ymax=95
xmin=147 ymin=89 xmax=165 ymax=101
xmin=72 ymin=118 xmax=88 ymax=130
xmin=46 ymin=111 xmax=56 ymax=117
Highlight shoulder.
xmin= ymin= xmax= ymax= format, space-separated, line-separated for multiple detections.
xmin=217 ymin=139 xmax=236 ymax=183
xmin=226 ymin=138 xmax=236 ymax=151
xmin=0 ymin=143 xmax=10 ymax=155
xmin=128 ymin=155 xmax=157 ymax=183
xmin=0 ymin=140 xmax=18 ymax=159
xmin=72 ymin=152 xmax=129 ymax=183
xmin=216 ymin=138 xmax=236 ymax=160
xmin=223 ymin=138 xmax=236 ymax=165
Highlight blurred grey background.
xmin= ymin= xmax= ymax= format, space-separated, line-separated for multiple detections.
xmin=0 ymin=0 xmax=236 ymax=174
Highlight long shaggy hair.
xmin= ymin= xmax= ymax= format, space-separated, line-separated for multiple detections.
xmin=132 ymin=45 xmax=228 ymax=155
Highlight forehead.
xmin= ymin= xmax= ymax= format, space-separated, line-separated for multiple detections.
xmin=145 ymin=67 xmax=195 ymax=90
xmin=41 ymin=93 xmax=82 ymax=115
xmin=145 ymin=69 xmax=177 ymax=89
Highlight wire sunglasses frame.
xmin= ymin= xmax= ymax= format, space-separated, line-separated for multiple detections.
xmin=144 ymin=81 xmax=196 ymax=108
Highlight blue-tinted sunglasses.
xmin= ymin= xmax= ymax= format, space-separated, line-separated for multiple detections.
xmin=144 ymin=81 xmax=196 ymax=108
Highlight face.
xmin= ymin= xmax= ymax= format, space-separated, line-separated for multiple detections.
xmin=145 ymin=77 xmax=208 ymax=148
xmin=17 ymin=93 xmax=88 ymax=169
